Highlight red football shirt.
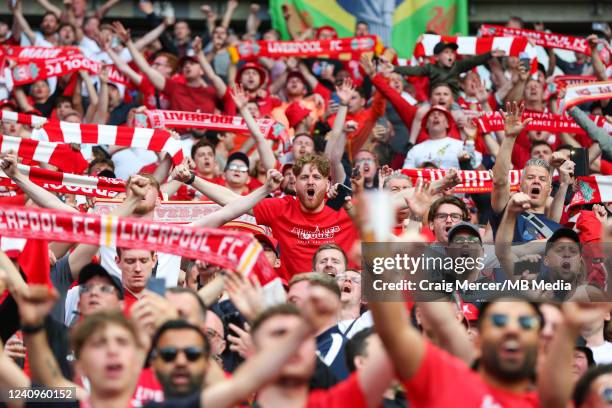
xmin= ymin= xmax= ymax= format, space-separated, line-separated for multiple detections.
xmin=163 ymin=78 xmax=218 ymax=113
xmin=253 ymin=196 xmax=359 ymax=281
xmin=306 ymin=372 xmax=367 ymax=408
xmin=404 ymin=342 xmax=539 ymax=408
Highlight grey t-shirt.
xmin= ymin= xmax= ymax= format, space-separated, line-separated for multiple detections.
xmin=49 ymin=255 xmax=74 ymax=324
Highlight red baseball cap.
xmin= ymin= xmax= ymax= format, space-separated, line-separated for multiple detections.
xmin=255 ymin=233 xmax=279 ymax=257
xmin=421 ymin=105 xmax=455 ymax=130
xmin=285 ymin=102 xmax=311 ymax=128
xmin=237 ymin=62 xmax=269 ymax=87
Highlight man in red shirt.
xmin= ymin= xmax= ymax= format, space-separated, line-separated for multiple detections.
xmin=250 ymin=299 xmax=392 ymax=408
xmin=176 ymin=154 xmax=359 ymax=281
xmin=369 ymin=292 xmax=600 ymax=407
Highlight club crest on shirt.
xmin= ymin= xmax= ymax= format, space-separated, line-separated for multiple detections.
xmin=291 ymin=225 xmax=340 ymax=241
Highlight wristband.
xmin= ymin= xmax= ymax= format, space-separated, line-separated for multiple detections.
xmin=185 ymin=172 xmax=196 ymax=185
xmin=21 ymin=323 xmax=45 ymax=334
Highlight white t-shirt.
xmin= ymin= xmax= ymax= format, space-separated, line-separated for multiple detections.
xmin=589 ymin=341 xmax=612 ymax=364
xmin=402 ymin=137 xmax=482 ymax=169
xmin=337 ymin=311 xmax=373 ymax=339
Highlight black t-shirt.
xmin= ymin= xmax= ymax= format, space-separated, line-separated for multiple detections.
xmin=144 ymin=392 xmax=201 ymax=408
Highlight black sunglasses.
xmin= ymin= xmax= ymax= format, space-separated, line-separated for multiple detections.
xmin=156 ymin=346 xmax=205 ymax=362
xmin=489 ymin=313 xmax=540 ymax=331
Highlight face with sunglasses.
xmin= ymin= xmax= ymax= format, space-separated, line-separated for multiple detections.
xmin=152 ymin=329 xmax=209 ymax=398
xmin=446 ymin=231 xmax=484 ymax=273
xmin=478 ymin=301 xmax=541 ymax=383
xmin=224 ymin=160 xmax=250 ymax=188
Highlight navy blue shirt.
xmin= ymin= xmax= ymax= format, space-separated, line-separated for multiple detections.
xmin=490 ymin=209 xmax=561 ymax=243
xmin=316 ymin=325 xmax=349 ymax=380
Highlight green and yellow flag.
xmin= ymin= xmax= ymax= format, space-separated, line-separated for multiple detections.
xmin=269 ymin=0 xmax=469 ymax=58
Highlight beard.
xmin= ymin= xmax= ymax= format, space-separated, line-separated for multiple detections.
xmin=157 ymin=370 xmax=204 ymax=399
xmin=480 ymin=340 xmax=537 ymax=383
xmin=298 ymin=189 xmax=325 ymax=210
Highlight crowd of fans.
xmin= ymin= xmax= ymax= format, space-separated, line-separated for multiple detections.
xmin=0 ymin=0 xmax=611 ymax=407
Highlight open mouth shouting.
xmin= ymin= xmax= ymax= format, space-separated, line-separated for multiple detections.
xmin=529 ymin=185 xmax=541 ymax=199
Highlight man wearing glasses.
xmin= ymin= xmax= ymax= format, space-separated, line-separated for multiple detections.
xmin=222 ymin=152 xmax=252 ymax=196
xmin=336 ymin=270 xmax=373 ymax=339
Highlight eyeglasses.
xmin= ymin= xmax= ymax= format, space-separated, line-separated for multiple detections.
xmin=335 ymin=274 xmax=361 ymax=284
xmin=156 ymin=346 xmax=206 ymax=362
xmin=489 ymin=313 xmax=540 ymax=331
xmin=600 ymin=387 xmax=612 ymax=403
xmin=451 ymin=236 xmax=481 ymax=244
xmin=205 ymin=328 xmax=224 ymax=342
xmin=434 ymin=213 xmax=463 ymax=222
xmin=227 ymin=163 xmax=248 ymax=173
xmin=79 ymin=284 xmax=116 ymax=295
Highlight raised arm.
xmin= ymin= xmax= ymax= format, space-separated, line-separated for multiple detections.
xmin=417 ymin=301 xmax=476 ymax=365
xmin=194 ymin=36 xmax=227 ymax=98
xmin=191 ymin=169 xmax=281 ymax=228
xmin=15 ymin=285 xmax=88 ymax=399
xmin=0 ymin=156 xmax=78 ymax=213
xmin=491 ymin=102 xmax=532 ymax=213
xmin=133 ymin=20 xmax=170 ymax=52
xmin=504 ymin=64 xmax=529 ymax=104
xmin=96 ymin=0 xmax=120 ymax=19
xmin=105 ymin=45 xmax=143 ymax=86
xmin=538 ymin=303 xmax=612 ymax=408
xmin=245 ymin=3 xmax=261 ymax=38
xmin=13 ymin=87 xmax=35 ymax=113
xmin=94 ymin=66 xmax=110 ymax=124
xmin=202 ymin=288 xmax=328 ymax=408
xmin=35 ymin=0 xmax=62 ymax=18
xmin=568 ymin=107 xmax=612 ymax=160
xmin=325 ymin=78 xmax=354 ymax=184
xmin=587 ymin=34 xmax=608 ymax=81
xmin=173 ymin=165 xmax=241 ymax=205
xmin=494 ymin=192 xmax=530 ymax=278
xmin=220 ymin=0 xmax=238 ymax=30
xmin=230 ymin=85 xmax=276 ymax=171
xmin=11 ymin=0 xmax=37 ymax=45
xmin=114 ymin=22 xmax=166 ymax=91
xmin=547 ymin=160 xmax=574 ymax=223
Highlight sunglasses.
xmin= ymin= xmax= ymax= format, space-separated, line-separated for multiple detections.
xmin=601 ymin=387 xmax=612 ymax=403
xmin=335 ymin=274 xmax=361 ymax=284
xmin=489 ymin=313 xmax=540 ymax=331
xmin=227 ymin=163 xmax=248 ymax=173
xmin=156 ymin=346 xmax=205 ymax=362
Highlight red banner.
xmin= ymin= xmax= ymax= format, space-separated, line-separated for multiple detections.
xmin=553 ymin=75 xmax=598 ymax=89
xmin=475 ymin=111 xmax=610 ymax=135
xmin=401 ymin=168 xmax=521 ymax=193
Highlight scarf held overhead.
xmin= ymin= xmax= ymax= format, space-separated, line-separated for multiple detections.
xmin=475 ymin=111 xmax=612 ymax=135
xmin=401 ymin=168 xmax=521 ymax=193
xmin=559 ymin=81 xmax=612 ymax=112
xmin=479 ymin=25 xmax=591 ymax=54
xmin=0 ymin=205 xmax=278 ymax=285
xmin=228 ymin=36 xmax=382 ymax=64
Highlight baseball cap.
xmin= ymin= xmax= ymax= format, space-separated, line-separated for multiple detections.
xmin=421 ymin=105 xmax=454 ymax=130
xmin=447 ymin=221 xmax=482 ymax=244
xmin=225 ymin=151 xmax=250 ymax=170
xmin=285 ymin=102 xmax=312 ymax=129
xmin=77 ymin=263 xmax=124 ymax=300
xmin=178 ymin=55 xmax=198 ymax=69
xmin=255 ymin=233 xmax=280 ymax=257
xmin=545 ymin=227 xmax=581 ymax=253
xmin=237 ymin=62 xmax=269 ymax=86
xmin=433 ymin=41 xmax=459 ymax=55
xmin=281 ymin=162 xmax=294 ymax=175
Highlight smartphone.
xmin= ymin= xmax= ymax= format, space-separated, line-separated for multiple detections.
xmin=327 ymin=184 xmax=353 ymax=211
xmin=513 ymin=260 xmax=540 ymax=276
xmin=134 ymin=113 xmax=148 ymax=128
xmin=570 ymin=147 xmax=589 ymax=177
xmin=519 ymin=52 xmax=531 ymax=71
xmin=330 ymin=92 xmax=341 ymax=104
xmin=147 ymin=277 xmax=166 ymax=296
xmin=593 ymin=22 xmax=607 ymax=32
xmin=351 ymin=166 xmax=361 ymax=179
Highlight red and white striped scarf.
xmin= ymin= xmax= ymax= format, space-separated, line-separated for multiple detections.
xmin=0 ymin=134 xmax=89 ymax=173
xmin=560 ymin=80 xmax=612 ymax=112
xmin=413 ymin=34 xmax=536 ymax=59
xmin=0 ymin=205 xmax=279 ymax=285
xmin=475 ymin=111 xmax=612 ymax=135
xmin=0 ymin=164 xmax=125 ymax=198
xmin=553 ymin=75 xmax=598 ymax=89
xmin=0 ymin=110 xmax=185 ymax=165
xmin=479 ymin=25 xmax=590 ymax=54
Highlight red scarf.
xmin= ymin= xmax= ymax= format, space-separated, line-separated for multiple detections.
xmin=228 ymin=36 xmax=382 ymax=64
xmin=401 ymin=168 xmax=521 ymax=194
xmin=475 ymin=111 xmax=610 ymax=135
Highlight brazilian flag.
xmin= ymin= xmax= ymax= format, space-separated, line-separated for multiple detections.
xmin=269 ymin=0 xmax=469 ymax=58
